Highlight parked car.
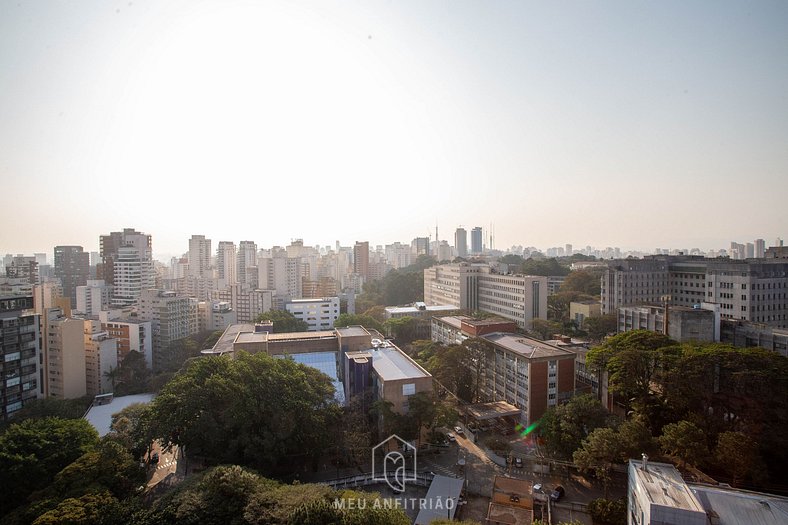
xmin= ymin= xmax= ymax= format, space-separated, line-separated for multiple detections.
xmin=454 ymin=425 xmax=464 ymax=435
xmin=533 ymin=483 xmax=542 ymax=493
xmin=447 ymin=432 xmax=456 ymax=442
xmin=550 ymin=485 xmax=565 ymax=502
xmin=514 ymin=457 xmax=523 ymax=468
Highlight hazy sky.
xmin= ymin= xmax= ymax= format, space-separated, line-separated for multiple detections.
xmin=2 ymin=1 xmax=787 ymax=258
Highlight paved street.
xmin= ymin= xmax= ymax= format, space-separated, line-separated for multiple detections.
xmin=146 ymin=442 xmax=180 ymax=489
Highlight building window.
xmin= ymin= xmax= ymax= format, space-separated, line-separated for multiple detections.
xmin=402 ymin=383 xmax=415 ymax=396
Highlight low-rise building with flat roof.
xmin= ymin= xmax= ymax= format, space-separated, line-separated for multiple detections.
xmin=431 ymin=315 xmax=519 ymax=346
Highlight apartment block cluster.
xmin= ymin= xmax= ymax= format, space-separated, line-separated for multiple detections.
xmin=0 ymin=225 xmax=488 ymax=419
xmin=600 ymin=242 xmax=788 ymax=356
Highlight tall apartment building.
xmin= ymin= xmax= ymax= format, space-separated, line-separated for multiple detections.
xmin=83 ymin=320 xmax=118 ymax=397
xmin=216 ymin=241 xmax=237 ymax=286
xmin=5 ymin=256 xmax=39 ymax=285
xmin=44 ymin=308 xmax=86 ymax=399
xmin=100 ymin=314 xmax=153 ymax=368
xmin=353 ymin=241 xmax=369 ymax=280
xmin=471 ymin=227 xmax=483 ymax=255
xmin=424 ymin=262 xmax=547 ymax=330
xmin=197 ymin=300 xmax=238 ymax=333
xmin=412 ymin=237 xmax=431 ymax=257
xmin=455 ymin=228 xmax=468 ymax=258
xmin=257 ymin=255 xmax=301 ymax=302
xmin=138 ymin=289 xmax=198 ymax=370
xmin=53 ymin=246 xmax=90 ymax=307
xmin=33 ymin=280 xmax=68 ymax=315
xmin=601 ymin=256 xmax=788 ymax=327
xmin=211 ymin=285 xmax=273 ymax=324
xmin=188 ymin=235 xmax=212 ymax=278
xmin=98 ymin=229 xmax=154 ymax=307
xmin=99 ymin=229 xmax=154 ymax=306
xmin=384 ymin=242 xmax=412 ymax=270
xmin=237 ymin=241 xmax=257 ymax=286
xmin=75 ymin=280 xmax=113 ymax=317
xmin=286 ymin=297 xmax=340 ymax=331
xmin=0 ymin=295 xmax=42 ymax=418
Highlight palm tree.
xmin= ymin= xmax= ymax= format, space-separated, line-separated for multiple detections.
xmin=103 ymin=366 xmax=119 ymax=392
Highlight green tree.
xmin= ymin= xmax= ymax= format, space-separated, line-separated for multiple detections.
xmin=659 ymin=420 xmax=708 ymax=468
xmin=255 ymin=310 xmax=309 ymax=333
xmin=587 ymin=498 xmax=626 ymax=525
xmin=384 ymin=316 xmax=419 ymax=344
xmin=107 ymin=402 xmax=154 ymax=459
xmin=583 ymin=313 xmax=617 ymax=341
xmin=0 ymin=417 xmax=99 ymax=515
xmin=498 ymin=254 xmax=525 ymax=266
xmin=616 ymin=418 xmax=654 ymax=460
xmin=462 ymin=337 xmax=494 ymax=403
xmin=530 ymin=319 xmax=563 ymax=340
xmin=0 ymin=396 xmax=93 ymax=426
xmin=287 ymin=490 xmax=410 ymax=525
xmin=32 ymin=491 xmax=116 ymax=525
xmin=521 ymin=258 xmax=569 ymax=276
xmin=147 ymin=352 xmax=340 ymax=472
xmin=560 ymin=269 xmax=604 ymax=296
xmin=540 ymin=394 xmax=614 ymax=459
xmin=548 ymin=290 xmax=593 ymax=322
xmin=115 ymin=350 xmax=151 ymax=395
xmin=586 ymin=330 xmax=677 ymax=417
xmin=335 ymin=313 xmax=384 ymax=333
xmin=425 ymin=345 xmax=474 ymax=402
xmin=715 ymin=431 xmax=757 ymax=487
xmin=573 ymin=427 xmax=621 ymax=497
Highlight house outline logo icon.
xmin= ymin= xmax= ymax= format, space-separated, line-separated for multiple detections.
xmin=371 ymin=434 xmax=417 ymax=492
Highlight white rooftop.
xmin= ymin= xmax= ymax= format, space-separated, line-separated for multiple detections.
xmin=369 ymin=345 xmax=429 ymax=381
xmin=385 ymin=304 xmax=459 ymax=314
xmin=84 ymin=393 xmax=155 ymax=437
xmin=629 ymin=460 xmax=705 ymax=513
xmin=691 ymin=484 xmax=788 ymax=525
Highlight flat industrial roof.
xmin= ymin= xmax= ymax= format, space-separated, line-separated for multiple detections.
xmin=369 ymin=345 xmax=429 ymax=381
xmin=206 ymin=323 xmax=254 ymax=354
xmin=435 ymin=316 xmax=466 ymax=329
xmin=385 ymin=305 xmax=459 ymax=314
xmin=690 ymin=484 xmax=788 ymax=525
xmin=84 ymin=393 xmax=155 ymax=437
xmin=335 ymin=326 xmax=369 ymax=337
xmin=482 ymin=333 xmax=577 ymax=360
xmin=414 ymin=475 xmax=464 ymax=525
xmin=234 ymin=330 xmax=336 ymax=344
xmin=630 ymin=460 xmax=705 ymax=513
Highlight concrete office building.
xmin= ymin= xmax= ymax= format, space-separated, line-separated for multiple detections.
xmin=0 ymin=295 xmax=41 ymax=418
xmin=570 ymin=300 xmax=601 ymax=328
xmin=471 ymin=227 xmax=483 ymax=255
xmin=720 ymin=319 xmax=788 ymax=358
xmin=617 ymin=305 xmax=717 ymax=343
xmin=431 ymin=315 xmax=519 ymax=346
xmin=286 ymin=297 xmax=340 ymax=331
xmin=54 ymin=246 xmax=90 ymax=307
xmin=44 ymin=308 xmax=86 ymax=399
xmin=188 ymin=235 xmax=212 ymax=278
xmin=455 ymin=228 xmax=468 ymax=257
xmin=138 ymin=289 xmax=198 ymax=371
xmin=258 ymin=255 xmax=302 ymax=303
xmin=424 ymin=262 xmax=548 ymax=330
xmin=601 ymin=256 xmax=788 ymax=328
xmin=627 ymin=458 xmax=788 ymax=525
xmin=412 ymin=237 xmax=431 ymax=257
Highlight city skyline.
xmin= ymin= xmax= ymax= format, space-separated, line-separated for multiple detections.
xmin=2 ymin=1 xmax=787 ymax=256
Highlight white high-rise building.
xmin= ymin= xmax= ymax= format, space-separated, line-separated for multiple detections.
xmin=188 ymin=235 xmax=212 ymax=278
xmin=76 ymin=280 xmax=112 ymax=317
xmin=385 ymin=242 xmax=412 ymax=270
xmin=217 ymin=241 xmax=237 ymax=286
xmin=99 ymin=229 xmax=154 ymax=307
xmin=258 ymin=255 xmax=302 ymax=302
xmin=237 ymin=241 xmax=257 ymax=286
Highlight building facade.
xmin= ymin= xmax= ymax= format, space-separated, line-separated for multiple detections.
xmin=0 ymin=295 xmax=41 ymax=418
xmin=424 ymin=262 xmax=547 ymax=330
xmin=286 ymin=297 xmax=340 ymax=331
xmin=138 ymin=289 xmax=198 ymax=371
xmin=53 ymin=245 xmax=90 ymax=307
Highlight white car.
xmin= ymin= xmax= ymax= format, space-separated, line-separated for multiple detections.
xmin=454 ymin=426 xmax=464 ymax=436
